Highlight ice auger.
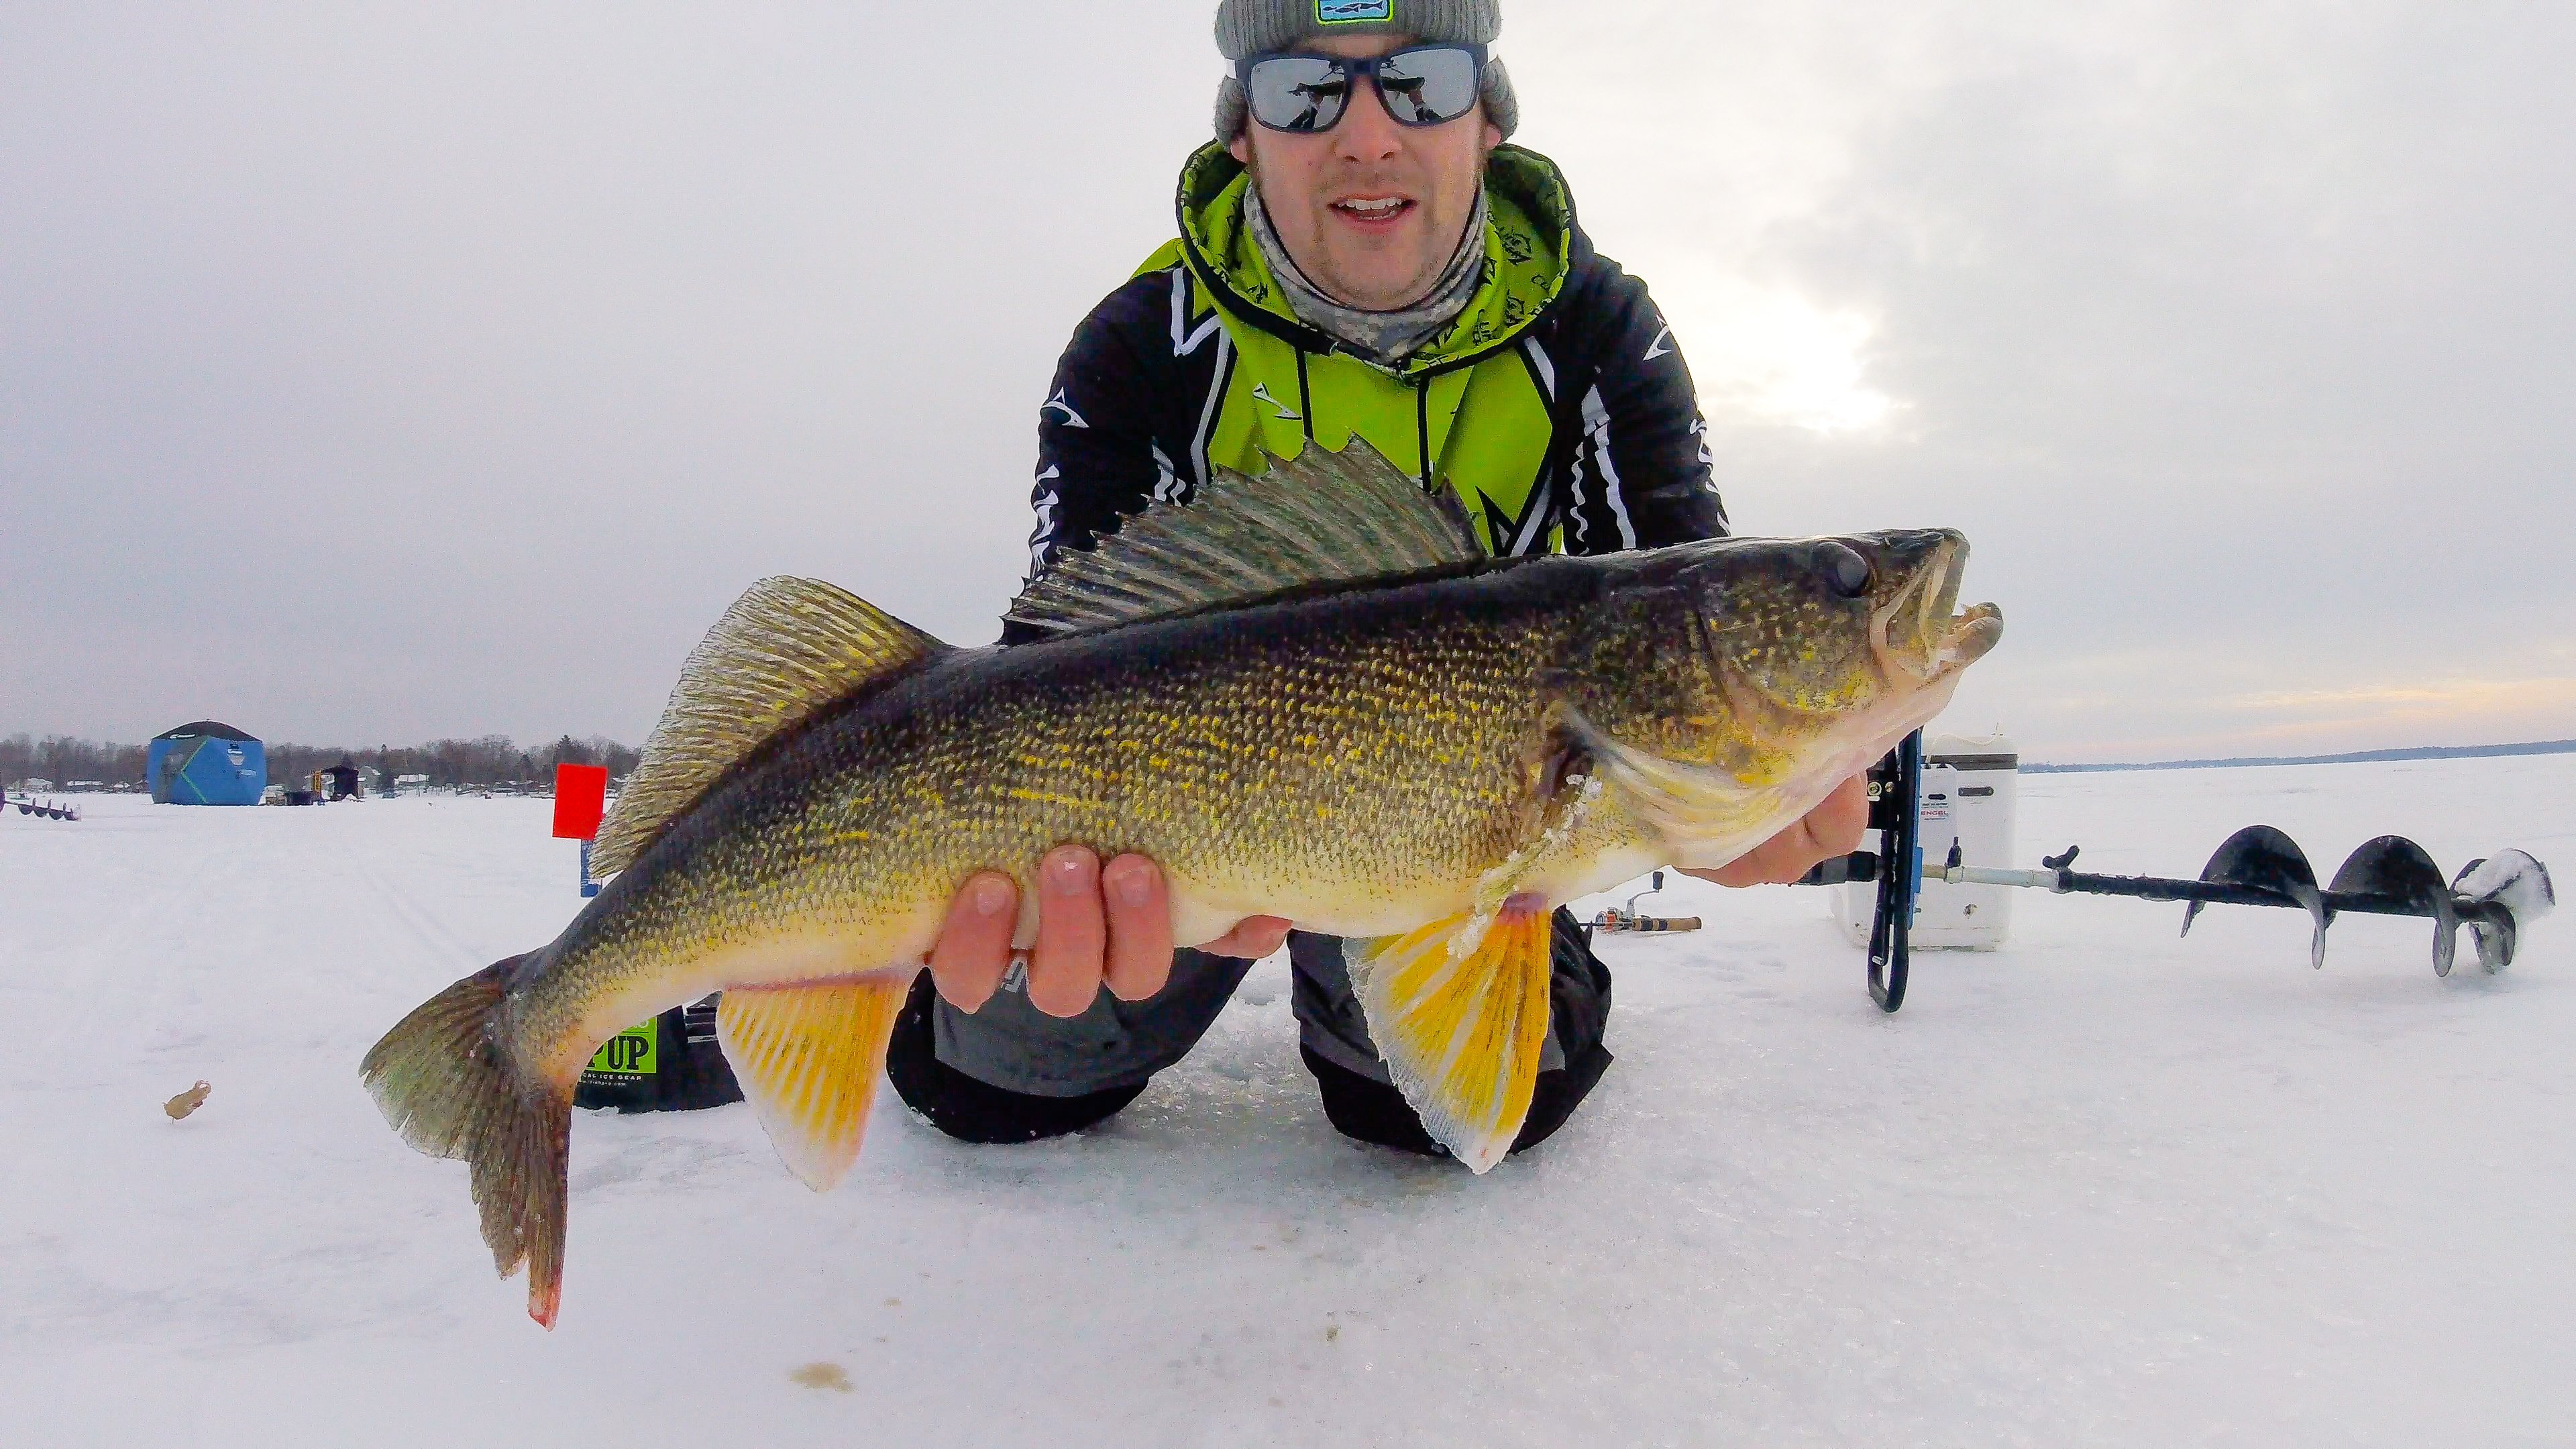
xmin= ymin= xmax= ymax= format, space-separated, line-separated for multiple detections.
xmin=1799 ymin=731 xmax=2557 ymax=1012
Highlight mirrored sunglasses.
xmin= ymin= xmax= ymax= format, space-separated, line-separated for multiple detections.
xmin=1237 ymin=44 xmax=1487 ymax=134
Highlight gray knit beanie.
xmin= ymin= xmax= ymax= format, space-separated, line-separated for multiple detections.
xmin=1213 ymin=0 xmax=1518 ymax=140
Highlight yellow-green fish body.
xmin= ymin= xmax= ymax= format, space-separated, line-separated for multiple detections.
xmin=362 ymin=441 xmax=2001 ymax=1326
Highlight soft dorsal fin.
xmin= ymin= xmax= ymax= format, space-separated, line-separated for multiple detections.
xmin=592 ymin=578 xmax=945 ymax=876
xmin=1004 ymin=437 xmax=1485 ymax=637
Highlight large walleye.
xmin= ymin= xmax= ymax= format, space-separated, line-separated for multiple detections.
xmin=364 ymin=441 xmax=2001 ymax=1326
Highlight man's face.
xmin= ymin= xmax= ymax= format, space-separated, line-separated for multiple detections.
xmin=1229 ymin=33 xmax=1504 ymax=313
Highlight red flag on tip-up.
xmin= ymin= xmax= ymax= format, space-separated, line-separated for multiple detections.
xmin=552 ymin=764 xmax=610 ymax=841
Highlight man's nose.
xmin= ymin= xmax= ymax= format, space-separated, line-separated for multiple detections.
xmin=1332 ymin=76 xmax=1407 ymax=163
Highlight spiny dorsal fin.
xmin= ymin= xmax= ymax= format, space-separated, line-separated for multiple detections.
xmin=592 ymin=578 xmax=945 ymax=876
xmin=1005 ymin=437 xmax=1485 ymax=637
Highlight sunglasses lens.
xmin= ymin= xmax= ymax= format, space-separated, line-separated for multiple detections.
xmin=1375 ymin=46 xmax=1481 ymax=125
xmin=1246 ymin=56 xmax=1351 ymax=133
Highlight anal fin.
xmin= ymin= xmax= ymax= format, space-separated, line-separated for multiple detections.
xmin=715 ymin=973 xmax=914 ymax=1191
xmin=1344 ymin=904 xmax=1555 ymax=1173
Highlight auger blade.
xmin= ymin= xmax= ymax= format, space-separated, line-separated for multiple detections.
xmin=2186 ymin=825 xmax=2328 ymax=967
xmin=2453 ymin=851 xmax=2557 ymax=973
xmin=2328 ymin=836 xmax=2459 ymax=977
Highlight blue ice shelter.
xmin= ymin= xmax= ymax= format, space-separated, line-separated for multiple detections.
xmin=148 ymin=721 xmax=266 ymax=806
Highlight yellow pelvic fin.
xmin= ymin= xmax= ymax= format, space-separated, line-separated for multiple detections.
xmin=1343 ymin=906 xmax=1555 ymax=1174
xmin=714 ymin=973 xmax=914 ymax=1191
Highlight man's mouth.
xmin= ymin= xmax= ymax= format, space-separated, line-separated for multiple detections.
xmin=1332 ymin=195 xmax=1416 ymax=225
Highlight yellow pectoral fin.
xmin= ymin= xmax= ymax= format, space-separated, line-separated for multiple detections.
xmin=1344 ymin=908 xmax=1556 ymax=1174
xmin=715 ymin=972 xmax=914 ymax=1191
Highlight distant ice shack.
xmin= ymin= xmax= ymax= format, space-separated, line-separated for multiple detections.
xmin=148 ymin=721 xmax=265 ymax=806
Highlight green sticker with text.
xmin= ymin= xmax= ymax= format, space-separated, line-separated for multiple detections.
xmin=587 ymin=1018 xmax=658 ymax=1077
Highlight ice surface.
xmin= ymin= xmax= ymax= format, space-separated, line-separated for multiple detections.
xmin=3 ymin=757 xmax=2571 ymax=1446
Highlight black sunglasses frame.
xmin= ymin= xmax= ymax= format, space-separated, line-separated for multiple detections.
xmin=1233 ymin=43 xmax=1490 ymax=134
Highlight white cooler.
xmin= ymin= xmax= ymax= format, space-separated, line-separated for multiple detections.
xmin=1837 ymin=731 xmax=2019 ymax=951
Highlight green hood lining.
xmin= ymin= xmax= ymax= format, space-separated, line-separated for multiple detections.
xmin=1161 ymin=143 xmax=1580 ymax=380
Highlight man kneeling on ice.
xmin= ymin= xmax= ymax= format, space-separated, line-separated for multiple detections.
xmin=893 ymin=0 xmax=1868 ymax=1159
xmin=363 ymin=1 xmax=2004 ymax=1326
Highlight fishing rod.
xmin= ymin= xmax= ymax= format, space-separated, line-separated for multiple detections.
xmin=1796 ymin=732 xmax=2557 ymax=1012
xmin=1588 ymin=871 xmax=1704 ymax=935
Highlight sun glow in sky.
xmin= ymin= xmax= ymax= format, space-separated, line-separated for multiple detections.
xmin=1686 ymin=286 xmax=1898 ymax=435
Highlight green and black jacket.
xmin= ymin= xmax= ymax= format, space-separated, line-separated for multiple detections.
xmin=1018 ymin=144 xmax=1729 ymax=614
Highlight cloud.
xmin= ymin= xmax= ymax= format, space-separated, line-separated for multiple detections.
xmin=1514 ymin=0 xmax=2576 ymax=758
xmin=3 ymin=1 xmax=2570 ymax=762
xmin=2222 ymin=681 xmax=2576 ymax=714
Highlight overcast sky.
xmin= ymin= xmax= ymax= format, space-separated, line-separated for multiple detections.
xmin=4 ymin=1 xmax=2569 ymax=763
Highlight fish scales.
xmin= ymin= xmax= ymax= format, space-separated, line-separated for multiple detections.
xmin=363 ymin=439 xmax=2002 ymax=1326
xmin=523 ymin=559 xmax=1608 ymax=1063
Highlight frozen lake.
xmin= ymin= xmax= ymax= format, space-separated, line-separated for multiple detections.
xmin=4 ymin=756 xmax=2570 ymax=1446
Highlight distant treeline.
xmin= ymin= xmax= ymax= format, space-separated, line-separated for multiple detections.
xmin=1 ymin=732 xmax=643 ymax=792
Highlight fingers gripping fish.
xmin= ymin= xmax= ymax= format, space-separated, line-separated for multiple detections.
xmin=361 ymin=439 xmax=2003 ymax=1326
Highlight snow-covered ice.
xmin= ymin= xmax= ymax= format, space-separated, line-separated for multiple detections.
xmin=3 ymin=756 xmax=2571 ymax=1446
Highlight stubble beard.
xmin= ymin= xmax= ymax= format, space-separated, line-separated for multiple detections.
xmin=1250 ymin=151 xmax=1458 ymax=313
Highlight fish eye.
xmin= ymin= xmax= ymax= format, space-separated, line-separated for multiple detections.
xmin=1819 ymin=543 xmax=1873 ymax=599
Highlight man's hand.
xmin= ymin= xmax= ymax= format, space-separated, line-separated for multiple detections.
xmin=1680 ymin=773 xmax=1870 ymax=888
xmin=926 ymin=776 xmax=1864 ymax=1013
xmin=927 ymin=846 xmax=1294 ymax=1018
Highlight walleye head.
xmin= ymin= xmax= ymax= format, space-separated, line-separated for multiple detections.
xmin=1572 ymin=530 xmax=2003 ymax=786
xmin=1720 ymin=528 xmax=1998 ymax=702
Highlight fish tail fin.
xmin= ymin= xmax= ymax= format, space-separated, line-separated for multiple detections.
xmin=1345 ymin=903 xmax=1556 ymax=1173
xmin=360 ymin=957 xmax=573 ymax=1328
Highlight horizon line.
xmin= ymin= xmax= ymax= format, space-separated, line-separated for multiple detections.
xmin=2025 ymin=739 xmax=2576 ymax=773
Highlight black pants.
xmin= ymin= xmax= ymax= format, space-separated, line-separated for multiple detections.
xmin=883 ymin=909 xmax=1615 ymax=1160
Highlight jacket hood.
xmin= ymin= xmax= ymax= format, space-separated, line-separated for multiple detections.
xmin=1172 ymin=142 xmax=1583 ymax=378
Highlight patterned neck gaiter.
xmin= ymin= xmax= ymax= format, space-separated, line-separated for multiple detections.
xmin=1246 ymin=180 xmax=1490 ymax=366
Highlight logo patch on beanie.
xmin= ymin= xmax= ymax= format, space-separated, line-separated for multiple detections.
xmin=1318 ymin=0 xmax=1393 ymax=22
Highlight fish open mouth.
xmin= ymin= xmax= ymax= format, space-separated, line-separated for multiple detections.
xmin=1874 ymin=533 xmax=2004 ymax=682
